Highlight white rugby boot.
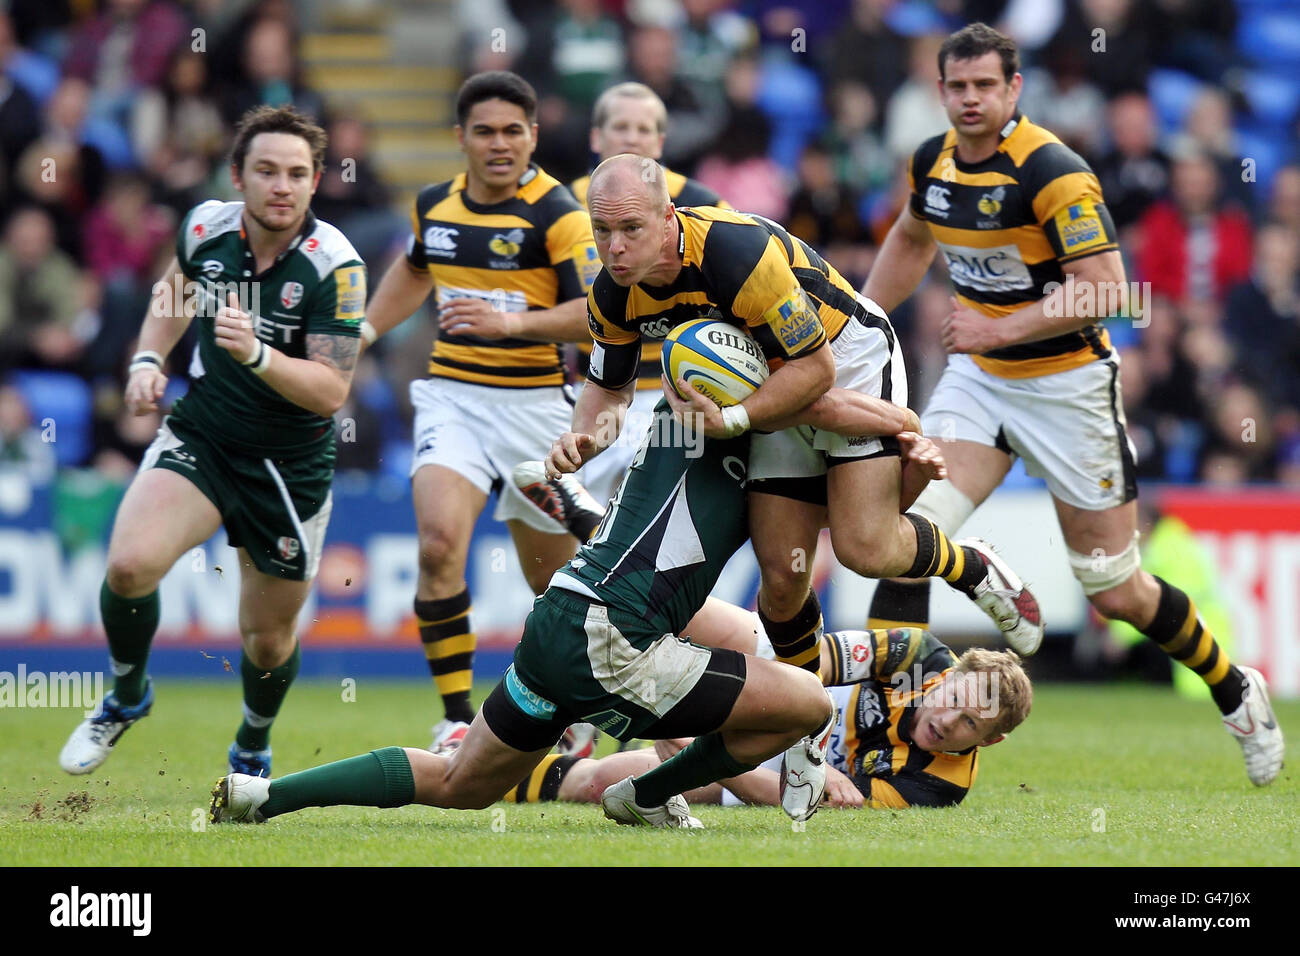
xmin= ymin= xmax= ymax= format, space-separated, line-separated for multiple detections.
xmin=1222 ymin=666 xmax=1284 ymax=786
xmin=956 ymin=537 xmax=1045 ymax=656
xmin=600 ymin=775 xmax=703 ymax=829
xmin=209 ymin=773 xmax=271 ymax=824
xmin=779 ymin=691 xmax=836 ymax=823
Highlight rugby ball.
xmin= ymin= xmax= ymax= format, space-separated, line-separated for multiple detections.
xmin=661 ymin=319 xmax=770 ymax=407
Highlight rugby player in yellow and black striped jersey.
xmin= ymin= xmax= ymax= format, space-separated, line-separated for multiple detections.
xmin=358 ymin=72 xmax=600 ymax=745
xmin=501 ymin=627 xmax=1032 ymax=810
xmin=547 ymin=153 xmax=1044 ymax=688
xmin=568 ymin=82 xmax=730 ymax=506
xmin=865 ymin=23 xmax=1283 ymax=787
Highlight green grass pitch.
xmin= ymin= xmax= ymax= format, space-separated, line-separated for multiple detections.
xmin=2 ymin=679 xmax=1297 ymax=866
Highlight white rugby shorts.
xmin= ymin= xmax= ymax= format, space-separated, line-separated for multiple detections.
xmin=921 ymin=352 xmax=1138 ymax=511
xmin=409 ymin=377 xmax=575 ymax=532
xmin=748 ymin=296 xmax=908 ymax=483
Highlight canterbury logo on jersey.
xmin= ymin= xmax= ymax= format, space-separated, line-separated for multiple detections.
xmin=939 ymin=243 xmax=1033 ymax=293
xmin=424 ymin=226 xmax=459 ymax=255
xmin=925 ymin=185 xmax=952 ymax=216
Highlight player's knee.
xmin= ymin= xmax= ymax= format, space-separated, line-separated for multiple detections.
xmin=104 ymin=552 xmax=163 ymax=597
xmin=241 ymin=629 xmax=296 ymax=669
xmin=789 ymin=666 xmax=832 ymax=733
xmin=758 ymin=563 xmax=811 ymax=617
xmin=416 ymin=526 xmax=466 ymax=579
xmin=1085 ymin=575 xmax=1149 ymax=625
xmin=828 ymin=528 xmax=899 ymax=579
xmin=1069 ymin=534 xmax=1145 ymax=623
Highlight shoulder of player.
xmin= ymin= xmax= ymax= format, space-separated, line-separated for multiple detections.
xmin=1007 ymin=118 xmax=1098 ymax=189
xmin=413 ymin=178 xmax=457 ymax=216
xmin=667 ymin=170 xmax=723 ymax=208
xmin=296 ymin=217 xmax=364 ymax=281
xmin=589 ymin=268 xmax=630 ymax=318
xmin=909 ymin=130 xmax=953 ymax=185
xmin=524 ymin=168 xmax=588 ymax=223
xmin=180 ymin=200 xmax=244 ymax=260
xmin=568 ymin=174 xmax=591 ymax=206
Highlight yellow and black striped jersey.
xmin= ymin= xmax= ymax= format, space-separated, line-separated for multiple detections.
xmin=586 ymin=206 xmax=881 ymax=390
xmin=405 ymin=164 xmax=600 ymax=388
xmin=830 ymin=628 xmax=977 ymax=809
xmin=571 ymin=168 xmax=729 ymax=390
xmin=908 ymin=112 xmax=1119 ymax=378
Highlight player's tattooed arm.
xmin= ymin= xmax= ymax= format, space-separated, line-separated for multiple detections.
xmin=305 ymin=332 xmax=360 ymax=375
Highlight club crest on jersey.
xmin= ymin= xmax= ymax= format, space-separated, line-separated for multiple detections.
xmin=277 ymin=536 xmax=301 ymax=561
xmin=977 ymin=186 xmax=1005 ymax=227
xmin=279 ymin=281 xmax=303 ymax=309
xmin=488 ymin=228 xmax=524 ymax=259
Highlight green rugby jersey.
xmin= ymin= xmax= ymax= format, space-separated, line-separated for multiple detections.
xmin=170 ymin=200 xmax=366 ymax=458
xmin=552 ymin=402 xmax=750 ymax=639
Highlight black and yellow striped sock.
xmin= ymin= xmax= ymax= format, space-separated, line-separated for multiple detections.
xmin=902 ymin=513 xmax=986 ymax=596
xmin=1143 ymin=577 xmax=1247 ymax=715
xmin=758 ymin=590 xmax=823 ymax=675
xmin=502 ymin=754 xmax=579 ymax=803
xmin=414 ymin=590 xmax=476 ymax=724
xmin=866 ymin=579 xmax=932 ymax=630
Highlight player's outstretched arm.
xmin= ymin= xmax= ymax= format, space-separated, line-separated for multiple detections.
xmin=862 ymin=207 xmax=937 ymax=314
xmin=768 ymin=387 xmax=919 ymax=437
xmin=127 ymin=257 xmax=194 ymax=415
xmin=359 ymin=256 xmax=434 ymax=345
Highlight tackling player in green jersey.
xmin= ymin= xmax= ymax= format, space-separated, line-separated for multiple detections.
xmin=61 ymin=106 xmax=366 ymax=781
xmin=210 ymin=393 xmax=943 ymax=828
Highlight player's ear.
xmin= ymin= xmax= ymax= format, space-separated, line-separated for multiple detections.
xmin=589 ymin=125 xmax=601 ymax=156
xmin=454 ymin=124 xmax=465 ymax=149
xmin=230 ymin=162 xmax=243 ymax=191
xmin=980 ymin=733 xmax=1005 ymax=747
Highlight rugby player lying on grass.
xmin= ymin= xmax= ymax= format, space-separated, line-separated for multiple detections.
xmin=210 ymin=394 xmax=944 ymax=829
xmin=502 ymin=627 xmax=1032 ymax=811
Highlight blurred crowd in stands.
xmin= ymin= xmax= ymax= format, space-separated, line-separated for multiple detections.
xmin=3 ymin=0 xmax=1299 ymax=494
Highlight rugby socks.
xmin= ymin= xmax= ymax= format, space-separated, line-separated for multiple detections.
xmin=866 ymin=579 xmax=932 ymax=630
xmin=503 ymin=754 xmax=578 ymax=803
xmin=1143 ymin=577 xmax=1247 ymax=715
xmin=100 ymin=581 xmax=159 ymax=706
xmin=632 ymin=732 xmax=755 ymax=808
xmin=415 ymin=590 xmax=476 ymax=723
xmin=235 ymin=641 xmax=301 ymax=751
xmin=757 ymin=591 xmax=823 ymax=675
xmin=901 ymin=514 xmax=986 ymax=596
xmin=261 ymin=747 xmax=415 ymax=818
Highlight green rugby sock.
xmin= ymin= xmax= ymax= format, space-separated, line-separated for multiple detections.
xmin=261 ymin=747 xmax=416 ymax=818
xmin=632 ymin=732 xmax=755 ymax=808
xmin=236 ymin=642 xmax=301 ymax=750
xmin=100 ymin=581 xmax=159 ymax=706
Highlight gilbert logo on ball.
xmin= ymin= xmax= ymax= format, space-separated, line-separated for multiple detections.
xmin=661 ymin=319 xmax=770 ymax=407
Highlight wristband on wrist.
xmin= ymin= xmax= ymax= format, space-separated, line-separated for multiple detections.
xmin=242 ymin=339 xmax=272 ymax=374
xmin=128 ymin=350 xmax=164 ymax=375
xmin=359 ymin=321 xmax=377 ymax=346
xmin=720 ymin=403 xmax=751 ymax=438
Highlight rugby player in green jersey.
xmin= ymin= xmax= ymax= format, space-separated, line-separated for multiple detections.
xmin=209 ymin=396 xmax=943 ymax=828
xmin=61 ymin=106 xmax=367 ymax=780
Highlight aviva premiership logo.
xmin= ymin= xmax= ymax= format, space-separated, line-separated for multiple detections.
xmin=277 ymin=536 xmax=301 ymax=561
xmin=280 ymin=281 xmax=303 ymax=309
xmin=489 ymin=228 xmax=524 ymax=257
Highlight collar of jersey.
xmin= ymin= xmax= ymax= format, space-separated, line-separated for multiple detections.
xmin=948 ymin=110 xmax=1024 ymax=172
xmin=238 ymin=208 xmax=317 ymax=277
xmin=455 ymin=163 xmax=540 ymax=211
